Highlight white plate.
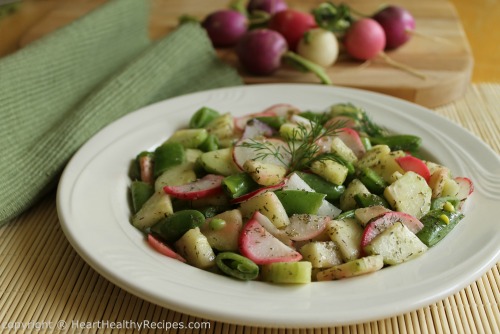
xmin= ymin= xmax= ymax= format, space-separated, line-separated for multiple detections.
xmin=57 ymin=84 xmax=500 ymax=328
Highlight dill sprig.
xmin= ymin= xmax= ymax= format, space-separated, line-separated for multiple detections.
xmin=240 ymin=115 xmax=346 ymax=173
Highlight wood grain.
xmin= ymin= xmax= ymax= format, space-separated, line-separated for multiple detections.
xmin=17 ymin=0 xmax=473 ymax=108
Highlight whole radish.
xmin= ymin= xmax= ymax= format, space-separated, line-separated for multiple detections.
xmin=343 ymin=18 xmax=386 ymax=61
xmin=202 ymin=10 xmax=248 ymax=47
xmin=236 ymin=29 xmax=288 ymax=75
xmin=268 ymin=9 xmax=316 ymax=51
xmin=247 ymin=0 xmax=288 ymax=15
xmin=372 ymin=6 xmax=415 ymax=49
xmin=297 ymin=28 xmax=339 ymax=67
xmin=236 ymin=29 xmax=332 ymax=84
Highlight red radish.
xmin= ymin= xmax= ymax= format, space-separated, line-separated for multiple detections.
xmin=372 ymin=5 xmax=415 ymax=50
xmin=163 ymin=174 xmax=224 ymax=200
xmin=343 ymin=18 xmax=386 ymax=60
xmin=455 ymin=177 xmax=474 ymax=200
xmin=396 ymin=155 xmax=431 ymax=182
xmin=231 ymin=180 xmax=286 ymax=204
xmin=261 ymin=103 xmax=301 ymax=117
xmin=202 ymin=10 xmax=248 ymax=47
xmin=236 ymin=29 xmax=288 ymax=75
xmin=247 ymin=0 xmax=288 ymax=14
xmin=268 ymin=9 xmax=316 ymax=51
xmin=139 ymin=155 xmax=154 ymax=184
xmin=361 ymin=211 xmax=424 ymax=249
xmin=241 ymin=118 xmax=275 ymax=139
xmin=252 ymin=211 xmax=293 ymax=246
xmin=337 ymin=127 xmax=366 ymax=159
xmin=234 ymin=110 xmax=276 ymax=130
xmin=232 ymin=137 xmax=291 ymax=170
xmin=147 ymin=234 xmax=186 ymax=262
xmin=283 ymin=214 xmax=330 ymax=241
xmin=325 ymin=116 xmax=358 ymax=129
xmin=239 ymin=217 xmax=302 ymax=264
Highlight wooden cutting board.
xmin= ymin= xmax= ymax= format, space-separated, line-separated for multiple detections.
xmin=20 ymin=0 xmax=473 ymax=108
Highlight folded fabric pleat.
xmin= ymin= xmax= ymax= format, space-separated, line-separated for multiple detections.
xmin=0 ymin=0 xmax=242 ymax=225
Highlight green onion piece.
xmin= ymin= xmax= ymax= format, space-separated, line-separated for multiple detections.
xmin=215 ymin=252 xmax=259 ymax=280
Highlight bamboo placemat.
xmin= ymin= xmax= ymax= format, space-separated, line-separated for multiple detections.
xmin=0 ymin=83 xmax=498 ymax=333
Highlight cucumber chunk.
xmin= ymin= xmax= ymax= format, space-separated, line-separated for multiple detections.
xmin=261 ymin=261 xmax=312 ymax=284
xmin=316 ymin=255 xmax=384 ymax=281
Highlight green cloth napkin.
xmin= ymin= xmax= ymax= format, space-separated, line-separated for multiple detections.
xmin=0 ymin=0 xmax=243 ymax=226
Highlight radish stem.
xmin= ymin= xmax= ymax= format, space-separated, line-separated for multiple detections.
xmin=283 ymin=51 xmax=332 ymax=85
xmin=378 ymin=52 xmax=427 ymax=80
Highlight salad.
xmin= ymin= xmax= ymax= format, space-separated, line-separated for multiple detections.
xmin=128 ymin=103 xmax=473 ymax=284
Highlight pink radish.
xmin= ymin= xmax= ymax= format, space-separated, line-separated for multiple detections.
xmin=396 ymin=155 xmax=431 ymax=182
xmin=239 ymin=217 xmax=302 ymax=264
xmin=231 ymin=180 xmax=286 ymax=204
xmin=232 ymin=137 xmax=291 ymax=170
xmin=361 ymin=211 xmax=424 ymax=249
xmin=343 ymin=18 xmax=386 ymax=61
xmin=139 ymin=154 xmax=154 ymax=184
xmin=163 ymin=174 xmax=224 ymax=200
xmin=337 ymin=127 xmax=366 ymax=159
xmin=147 ymin=234 xmax=186 ymax=262
xmin=252 ymin=211 xmax=293 ymax=246
xmin=455 ymin=177 xmax=474 ymax=200
xmin=283 ymin=214 xmax=330 ymax=241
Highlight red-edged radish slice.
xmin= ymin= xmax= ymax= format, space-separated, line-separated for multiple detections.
xmin=147 ymin=234 xmax=186 ymax=262
xmin=455 ymin=176 xmax=474 ymax=200
xmin=241 ymin=118 xmax=275 ymax=139
xmin=325 ymin=116 xmax=358 ymax=129
xmin=261 ymin=103 xmax=300 ymax=117
xmin=283 ymin=214 xmax=330 ymax=241
xmin=139 ymin=154 xmax=154 ymax=184
xmin=163 ymin=174 xmax=224 ymax=200
xmin=361 ymin=211 xmax=424 ymax=249
xmin=232 ymin=138 xmax=291 ymax=170
xmin=231 ymin=180 xmax=286 ymax=204
xmin=252 ymin=211 xmax=293 ymax=246
xmin=396 ymin=155 xmax=431 ymax=182
xmin=239 ymin=217 xmax=302 ymax=265
xmin=315 ymin=136 xmax=333 ymax=154
xmin=337 ymin=128 xmax=366 ymax=159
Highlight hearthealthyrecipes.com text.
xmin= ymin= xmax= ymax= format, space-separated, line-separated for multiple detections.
xmin=1 ymin=320 xmax=211 ymax=331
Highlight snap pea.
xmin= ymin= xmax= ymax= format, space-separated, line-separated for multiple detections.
xmin=189 ymin=106 xmax=220 ymax=129
xmin=222 ymin=173 xmax=259 ymax=199
xmin=416 ymin=209 xmax=464 ymax=247
xmin=153 ymin=142 xmax=185 ymax=178
xmin=357 ymin=167 xmax=387 ymax=194
xmin=274 ymin=190 xmax=326 ymax=215
xmin=150 ymin=209 xmax=205 ymax=243
xmin=430 ymin=197 xmax=460 ymax=211
xmin=360 ymin=137 xmax=372 ymax=151
xmin=369 ymin=135 xmax=422 ymax=151
xmin=130 ymin=181 xmax=154 ymax=213
xmin=354 ymin=193 xmax=390 ymax=209
xmin=215 ymin=252 xmax=259 ymax=280
xmin=336 ymin=209 xmax=355 ymax=220
xmin=198 ymin=134 xmax=219 ymax=152
xmin=255 ymin=116 xmax=287 ymax=129
xmin=295 ymin=171 xmax=345 ymax=202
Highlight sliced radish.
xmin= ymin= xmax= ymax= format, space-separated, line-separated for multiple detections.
xmin=232 ymin=137 xmax=291 ymax=170
xmin=337 ymin=127 xmax=366 ymax=159
xmin=234 ymin=110 xmax=276 ymax=131
xmin=147 ymin=234 xmax=186 ymax=262
xmin=283 ymin=214 xmax=330 ymax=241
xmin=241 ymin=118 xmax=275 ymax=139
xmin=163 ymin=174 xmax=224 ymax=200
xmin=396 ymin=155 xmax=431 ymax=182
xmin=261 ymin=103 xmax=300 ymax=117
xmin=361 ymin=211 xmax=424 ymax=249
xmin=231 ymin=180 xmax=286 ymax=204
xmin=139 ymin=154 xmax=154 ymax=184
xmin=252 ymin=211 xmax=293 ymax=246
xmin=455 ymin=176 xmax=474 ymax=200
xmin=315 ymin=136 xmax=333 ymax=154
xmin=239 ymin=217 xmax=302 ymax=265
xmin=325 ymin=116 xmax=358 ymax=129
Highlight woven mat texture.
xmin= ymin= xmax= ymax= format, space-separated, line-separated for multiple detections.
xmin=0 ymin=83 xmax=498 ymax=333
